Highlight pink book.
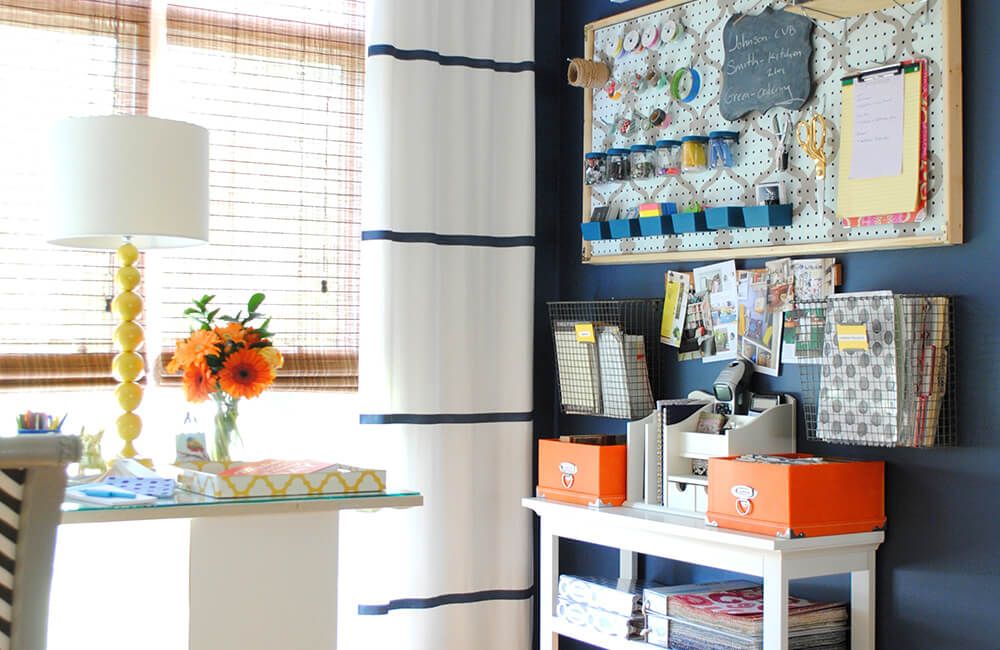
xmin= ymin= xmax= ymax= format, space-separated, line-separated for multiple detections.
xmin=218 ymin=459 xmax=338 ymax=477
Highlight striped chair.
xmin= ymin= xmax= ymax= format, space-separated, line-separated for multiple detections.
xmin=0 ymin=435 xmax=80 ymax=650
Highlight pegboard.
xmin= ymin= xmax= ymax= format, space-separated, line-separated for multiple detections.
xmin=580 ymin=0 xmax=962 ymax=264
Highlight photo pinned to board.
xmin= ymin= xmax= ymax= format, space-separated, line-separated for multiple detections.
xmin=678 ymin=290 xmax=714 ymax=362
xmin=693 ymin=260 xmax=738 ymax=363
xmin=737 ymin=269 xmax=782 ymax=377
xmin=782 ymin=258 xmax=837 ymax=364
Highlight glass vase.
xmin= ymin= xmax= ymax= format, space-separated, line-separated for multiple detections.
xmin=212 ymin=393 xmax=242 ymax=463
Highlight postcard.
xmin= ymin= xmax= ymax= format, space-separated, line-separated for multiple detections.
xmin=693 ymin=261 xmax=738 ymax=363
xmin=678 ymin=290 xmax=713 ymax=361
xmin=765 ymin=257 xmax=795 ymax=313
xmin=736 ymin=270 xmax=782 ymax=376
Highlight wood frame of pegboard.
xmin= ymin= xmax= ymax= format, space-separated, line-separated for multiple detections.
xmin=579 ymin=0 xmax=963 ymax=265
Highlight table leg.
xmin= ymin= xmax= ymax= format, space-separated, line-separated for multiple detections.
xmin=619 ymin=549 xmax=638 ymax=581
xmin=762 ymin=553 xmax=789 ymax=650
xmin=539 ymin=520 xmax=559 ymax=650
xmin=189 ymin=511 xmax=340 ymax=650
xmin=851 ymin=550 xmax=877 ymax=650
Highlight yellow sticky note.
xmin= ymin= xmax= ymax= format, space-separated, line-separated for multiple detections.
xmin=575 ymin=323 xmax=596 ymax=343
xmin=836 ymin=324 xmax=869 ymax=351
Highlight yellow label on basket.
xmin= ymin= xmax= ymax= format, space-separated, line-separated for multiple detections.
xmin=575 ymin=323 xmax=596 ymax=343
xmin=836 ymin=324 xmax=869 ymax=351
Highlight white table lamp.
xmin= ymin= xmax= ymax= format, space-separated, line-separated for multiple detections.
xmin=48 ymin=115 xmax=209 ymax=463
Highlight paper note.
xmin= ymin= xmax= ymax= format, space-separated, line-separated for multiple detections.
xmin=849 ymin=72 xmax=904 ymax=180
xmin=836 ymin=65 xmax=922 ymax=219
xmin=575 ymin=323 xmax=596 ymax=343
xmin=836 ymin=324 xmax=870 ymax=351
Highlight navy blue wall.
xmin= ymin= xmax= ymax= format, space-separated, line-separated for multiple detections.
xmin=533 ymin=1 xmax=999 ymax=648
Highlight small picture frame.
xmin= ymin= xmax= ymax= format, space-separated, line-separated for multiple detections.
xmin=755 ymin=180 xmax=785 ymax=207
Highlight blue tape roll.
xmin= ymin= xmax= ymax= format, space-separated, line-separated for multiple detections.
xmin=670 ymin=67 xmax=702 ymax=104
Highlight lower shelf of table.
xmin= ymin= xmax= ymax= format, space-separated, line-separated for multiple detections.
xmin=550 ymin=616 xmax=650 ymax=650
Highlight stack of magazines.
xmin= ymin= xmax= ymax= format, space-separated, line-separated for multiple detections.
xmin=554 ymin=575 xmax=660 ymax=640
xmin=643 ymin=583 xmax=848 ymax=649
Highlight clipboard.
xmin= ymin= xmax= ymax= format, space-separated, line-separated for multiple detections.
xmin=836 ymin=60 xmax=929 ymax=226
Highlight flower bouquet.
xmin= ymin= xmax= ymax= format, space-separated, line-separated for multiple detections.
xmin=167 ymin=293 xmax=283 ymax=461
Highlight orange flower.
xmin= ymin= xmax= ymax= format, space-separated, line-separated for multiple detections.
xmin=218 ymin=348 xmax=274 ymax=399
xmin=166 ymin=354 xmax=181 ymax=374
xmin=182 ymin=362 xmax=214 ymax=403
xmin=173 ymin=329 xmax=221 ymax=368
xmin=258 ymin=346 xmax=284 ymax=370
xmin=214 ymin=322 xmax=246 ymax=344
xmin=244 ymin=328 xmax=262 ymax=345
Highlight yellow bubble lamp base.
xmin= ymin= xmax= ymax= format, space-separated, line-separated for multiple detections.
xmin=111 ymin=241 xmax=153 ymax=469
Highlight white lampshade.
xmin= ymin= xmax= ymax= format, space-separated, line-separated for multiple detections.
xmin=48 ymin=115 xmax=210 ymax=249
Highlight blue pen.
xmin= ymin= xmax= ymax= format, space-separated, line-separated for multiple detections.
xmin=79 ymin=488 xmax=137 ymax=499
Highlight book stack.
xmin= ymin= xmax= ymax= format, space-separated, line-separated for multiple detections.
xmin=555 ymin=575 xmax=660 ymax=640
xmin=643 ymin=583 xmax=848 ymax=650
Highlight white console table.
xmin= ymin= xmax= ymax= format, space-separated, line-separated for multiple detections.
xmin=523 ymin=497 xmax=883 ymax=650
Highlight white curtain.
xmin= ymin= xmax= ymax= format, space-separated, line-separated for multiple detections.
xmin=352 ymin=0 xmax=535 ymax=648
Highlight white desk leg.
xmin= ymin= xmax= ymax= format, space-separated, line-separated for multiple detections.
xmin=620 ymin=549 xmax=638 ymax=581
xmin=762 ymin=553 xmax=789 ymax=650
xmin=539 ymin=519 xmax=559 ymax=650
xmin=189 ymin=511 xmax=340 ymax=650
xmin=851 ymin=550 xmax=877 ymax=650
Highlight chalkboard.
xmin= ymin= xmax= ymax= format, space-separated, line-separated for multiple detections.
xmin=720 ymin=8 xmax=814 ymax=121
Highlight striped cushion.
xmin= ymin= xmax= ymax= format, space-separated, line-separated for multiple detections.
xmin=0 ymin=469 xmax=25 ymax=649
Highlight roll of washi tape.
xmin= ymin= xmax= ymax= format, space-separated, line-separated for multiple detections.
xmin=605 ymin=35 xmax=623 ymax=59
xmin=660 ymin=19 xmax=684 ymax=46
xmin=641 ymin=25 xmax=659 ymax=50
xmin=649 ymin=108 xmax=670 ymax=128
xmin=670 ymin=67 xmax=702 ymax=103
xmin=623 ymin=29 xmax=641 ymax=53
xmin=606 ymin=79 xmax=622 ymax=101
xmin=616 ymin=113 xmax=637 ymax=136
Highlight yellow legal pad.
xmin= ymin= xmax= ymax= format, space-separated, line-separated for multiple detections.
xmin=835 ymin=65 xmax=922 ymax=220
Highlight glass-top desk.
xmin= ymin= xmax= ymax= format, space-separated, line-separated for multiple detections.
xmin=62 ymin=487 xmax=422 ymax=523
xmin=59 ymin=489 xmax=423 ymax=650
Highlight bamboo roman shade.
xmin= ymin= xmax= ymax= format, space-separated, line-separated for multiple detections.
xmin=0 ymin=0 xmax=363 ymax=392
xmin=0 ymin=0 xmax=149 ymax=389
xmin=153 ymin=2 xmax=363 ymax=391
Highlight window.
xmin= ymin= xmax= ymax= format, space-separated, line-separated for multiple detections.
xmin=0 ymin=0 xmax=362 ymax=394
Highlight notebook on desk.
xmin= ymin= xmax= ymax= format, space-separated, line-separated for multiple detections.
xmin=65 ymin=483 xmax=157 ymax=506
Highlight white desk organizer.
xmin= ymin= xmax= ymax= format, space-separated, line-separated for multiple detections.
xmin=626 ymin=399 xmax=796 ymax=518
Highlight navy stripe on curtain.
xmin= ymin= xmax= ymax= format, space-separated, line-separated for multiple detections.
xmin=361 ymin=230 xmax=535 ymax=247
xmin=360 ymin=412 xmax=533 ymax=425
xmin=358 ymin=587 xmax=534 ymax=615
xmin=368 ymin=44 xmax=534 ymax=72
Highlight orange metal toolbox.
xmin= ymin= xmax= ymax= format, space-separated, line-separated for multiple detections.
xmin=705 ymin=453 xmax=885 ymax=538
xmin=537 ymin=439 xmax=627 ymax=507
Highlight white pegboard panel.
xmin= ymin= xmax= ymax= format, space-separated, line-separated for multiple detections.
xmin=587 ymin=0 xmax=948 ymax=258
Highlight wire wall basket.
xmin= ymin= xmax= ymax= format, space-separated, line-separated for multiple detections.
xmin=548 ymin=300 xmax=663 ymax=420
xmin=797 ymin=294 xmax=956 ymax=448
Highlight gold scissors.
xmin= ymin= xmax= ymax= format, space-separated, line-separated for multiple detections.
xmin=796 ymin=112 xmax=828 ymax=214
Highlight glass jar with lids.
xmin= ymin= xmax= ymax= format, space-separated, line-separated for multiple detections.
xmin=681 ymin=135 xmax=709 ymax=173
xmin=629 ymin=144 xmax=656 ymax=180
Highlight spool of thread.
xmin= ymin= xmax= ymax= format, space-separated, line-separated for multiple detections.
xmin=567 ymin=58 xmax=610 ymax=89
